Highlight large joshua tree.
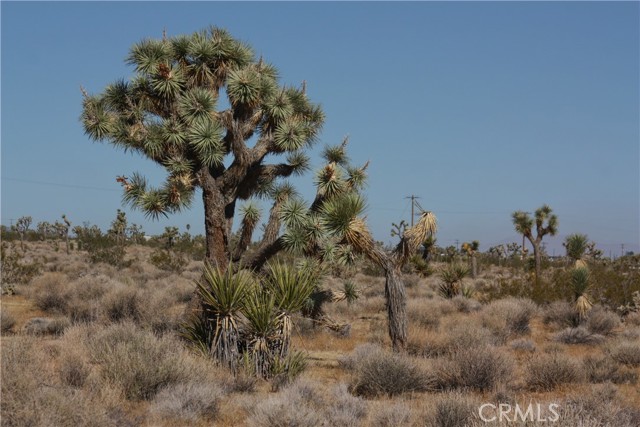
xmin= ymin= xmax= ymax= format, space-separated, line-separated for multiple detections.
xmin=81 ymin=27 xmax=435 ymax=351
xmin=512 ymin=205 xmax=558 ymax=282
xmin=81 ymin=27 xmax=323 ymax=270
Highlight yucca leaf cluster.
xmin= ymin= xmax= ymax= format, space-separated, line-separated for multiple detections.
xmin=189 ymin=261 xmax=319 ymax=378
xmin=81 ymin=26 xmax=323 ymax=222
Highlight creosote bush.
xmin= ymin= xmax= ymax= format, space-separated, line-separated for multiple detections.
xmin=526 ymin=353 xmax=583 ymax=391
xmin=433 ymin=346 xmax=513 ymax=391
xmin=342 ymin=344 xmax=431 ymax=397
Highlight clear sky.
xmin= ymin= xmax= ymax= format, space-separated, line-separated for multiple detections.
xmin=2 ymin=1 xmax=638 ymax=256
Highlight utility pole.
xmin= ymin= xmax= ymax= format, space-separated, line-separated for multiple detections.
xmin=405 ymin=195 xmax=420 ymax=227
xmin=455 ymin=239 xmax=459 ymax=251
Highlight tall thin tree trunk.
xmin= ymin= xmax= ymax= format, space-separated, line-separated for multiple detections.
xmin=533 ymin=242 xmax=541 ymax=283
xmin=384 ymin=266 xmax=407 ymax=352
xmin=471 ymin=255 xmax=477 ymax=278
xmin=200 ymin=169 xmax=230 ymax=271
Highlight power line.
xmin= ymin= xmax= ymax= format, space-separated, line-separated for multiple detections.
xmin=2 ymin=177 xmax=120 ymax=192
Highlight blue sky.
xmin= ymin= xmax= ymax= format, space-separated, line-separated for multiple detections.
xmin=2 ymin=1 xmax=638 ymax=256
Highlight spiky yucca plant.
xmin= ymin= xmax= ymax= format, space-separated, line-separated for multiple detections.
xmin=564 ymin=233 xmax=589 ymax=268
xmin=263 ymin=262 xmax=319 ymax=356
xmin=439 ymin=263 xmax=469 ymax=298
xmin=195 ymin=263 xmax=254 ymax=372
xmin=571 ymin=267 xmax=593 ymax=319
xmin=242 ymin=290 xmax=280 ymax=378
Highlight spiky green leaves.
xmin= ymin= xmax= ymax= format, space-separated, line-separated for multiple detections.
xmin=188 ymin=119 xmax=224 ymax=167
xmin=81 ymin=96 xmax=115 ymax=141
xmin=127 ymin=38 xmax=173 ymax=74
xmin=320 ymin=193 xmax=367 ymax=237
xmin=264 ymin=262 xmax=319 ymax=314
xmin=564 ymin=234 xmax=589 ymax=261
xmin=571 ymin=267 xmax=592 ymax=318
xmin=226 ymin=68 xmax=262 ymax=108
xmin=512 ymin=211 xmax=534 ymax=237
xmin=178 ymin=88 xmax=217 ymax=124
xmin=197 ymin=263 xmax=255 ymax=316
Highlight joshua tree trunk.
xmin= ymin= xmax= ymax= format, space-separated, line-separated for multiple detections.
xmin=200 ymin=168 xmax=231 ymax=270
xmin=384 ymin=266 xmax=407 ymax=351
xmin=471 ymin=255 xmax=477 ymax=278
xmin=532 ymin=240 xmax=541 ymax=283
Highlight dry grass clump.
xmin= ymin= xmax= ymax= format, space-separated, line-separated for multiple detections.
xmin=433 ymin=346 xmax=513 ymax=392
xmin=509 ymin=338 xmax=536 ymax=352
xmin=561 ymin=384 xmax=640 ymax=427
xmin=1 ymin=309 xmax=16 ymax=333
xmin=606 ymin=340 xmax=640 ymax=367
xmin=247 ymin=380 xmax=324 ymax=427
xmin=73 ymin=322 xmax=202 ymax=400
xmin=368 ymin=402 xmax=412 ymax=427
xmin=23 ymin=317 xmax=70 ymax=335
xmin=526 ymin=353 xmax=583 ymax=391
xmin=450 ymin=295 xmax=481 ymax=313
xmin=554 ymin=326 xmax=605 ymax=345
xmin=30 ymin=272 xmax=70 ymax=313
xmin=149 ymin=381 xmax=223 ymax=424
xmin=324 ymin=384 xmax=368 ymax=427
xmin=431 ymin=392 xmax=479 ymax=427
xmin=481 ymin=297 xmax=537 ymax=342
xmin=542 ymin=300 xmax=580 ymax=329
xmin=410 ymin=317 xmax=496 ymax=358
xmin=583 ymin=354 xmax=638 ymax=385
xmin=407 ymin=298 xmax=454 ymax=330
xmin=585 ymin=305 xmax=620 ymax=335
xmin=1 ymin=336 xmax=112 ymax=427
xmin=342 ymin=344 xmax=431 ymax=397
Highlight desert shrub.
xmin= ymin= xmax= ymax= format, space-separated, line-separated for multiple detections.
xmin=369 ymin=403 xmax=411 ymax=427
xmin=248 ymin=380 xmax=323 ymax=427
xmin=270 ymin=351 xmax=309 ymax=392
xmin=412 ymin=319 xmax=496 ymax=358
xmin=481 ymin=297 xmax=537 ymax=342
xmin=150 ymin=381 xmax=222 ymax=423
xmin=100 ymin=287 xmax=145 ymax=323
xmin=0 ymin=242 xmax=41 ymax=285
xmin=324 ymin=384 xmax=368 ymax=427
xmin=1 ymin=336 xmax=113 ymax=427
xmin=586 ymin=305 xmax=620 ymax=335
xmin=434 ymin=346 xmax=513 ymax=391
xmin=58 ymin=352 xmax=91 ymax=388
xmin=343 ymin=344 xmax=431 ymax=397
xmin=23 ymin=317 xmax=70 ymax=335
xmin=526 ymin=353 xmax=583 ymax=390
xmin=542 ymin=300 xmax=580 ymax=329
xmin=554 ymin=327 xmax=605 ymax=345
xmin=149 ymin=248 xmax=188 ymax=273
xmin=607 ymin=341 xmax=640 ymax=367
xmin=450 ymin=295 xmax=481 ymax=313
xmin=407 ymin=299 xmax=441 ymax=330
xmin=432 ymin=392 xmax=478 ymax=427
xmin=31 ymin=272 xmax=70 ymax=313
xmin=583 ymin=354 xmax=638 ymax=385
xmin=84 ymin=322 xmax=191 ymax=400
xmin=1 ymin=309 xmax=16 ymax=333
xmin=561 ymin=384 xmax=640 ymax=427
xmin=402 ymin=273 xmax=421 ymax=289
xmin=510 ymin=338 xmax=536 ymax=352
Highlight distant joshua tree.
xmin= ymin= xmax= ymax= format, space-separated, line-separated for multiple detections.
xmin=14 ymin=216 xmax=32 ymax=253
xmin=512 ymin=205 xmax=558 ymax=282
xmin=564 ymin=233 xmax=589 ymax=268
xmin=461 ymin=240 xmax=480 ymax=278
